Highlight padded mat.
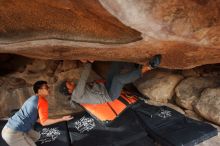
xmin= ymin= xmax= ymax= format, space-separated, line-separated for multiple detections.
xmin=132 ymin=101 xmax=218 ymax=146
xmin=67 ymin=110 xmax=154 ymax=146
xmin=34 ymin=122 xmax=70 ymax=146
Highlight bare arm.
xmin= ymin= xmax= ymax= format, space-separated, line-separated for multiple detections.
xmin=38 ymin=97 xmax=73 ymax=126
xmin=41 ymin=115 xmax=73 ymax=126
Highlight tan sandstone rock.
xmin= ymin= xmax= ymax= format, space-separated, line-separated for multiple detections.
xmin=175 ymin=77 xmax=220 ymax=110
xmin=135 ymin=69 xmax=183 ymax=103
xmin=194 ymin=87 xmax=220 ymax=126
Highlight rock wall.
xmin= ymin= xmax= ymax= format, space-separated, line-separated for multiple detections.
xmin=0 ymin=56 xmax=100 ymax=118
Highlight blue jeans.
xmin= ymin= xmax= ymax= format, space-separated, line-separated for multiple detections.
xmin=105 ymin=62 xmax=141 ymax=100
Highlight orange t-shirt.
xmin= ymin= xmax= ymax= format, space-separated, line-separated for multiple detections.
xmin=38 ymin=96 xmax=48 ymax=125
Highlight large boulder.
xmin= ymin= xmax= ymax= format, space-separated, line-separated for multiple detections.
xmin=175 ymin=77 xmax=220 ymax=110
xmin=134 ymin=70 xmax=183 ymax=103
xmin=194 ymin=87 xmax=220 ymax=125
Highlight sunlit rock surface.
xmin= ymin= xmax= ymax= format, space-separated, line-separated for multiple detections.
xmin=0 ymin=0 xmax=220 ymax=69
xmin=0 ymin=0 xmax=141 ymax=44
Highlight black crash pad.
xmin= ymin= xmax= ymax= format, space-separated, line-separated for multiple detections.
xmin=67 ymin=109 xmax=154 ymax=146
xmin=34 ymin=122 xmax=70 ymax=146
xmin=132 ymin=101 xmax=218 ymax=146
xmin=0 ymin=120 xmax=8 ymax=146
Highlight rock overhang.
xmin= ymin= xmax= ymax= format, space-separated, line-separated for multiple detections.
xmin=0 ymin=0 xmax=220 ymax=69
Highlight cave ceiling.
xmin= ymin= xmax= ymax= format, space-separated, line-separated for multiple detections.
xmin=0 ymin=0 xmax=220 ymax=69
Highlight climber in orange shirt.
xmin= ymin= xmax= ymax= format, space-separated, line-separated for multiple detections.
xmin=59 ymin=55 xmax=161 ymax=105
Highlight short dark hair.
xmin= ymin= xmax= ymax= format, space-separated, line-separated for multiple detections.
xmin=59 ymin=80 xmax=70 ymax=96
xmin=33 ymin=80 xmax=47 ymax=94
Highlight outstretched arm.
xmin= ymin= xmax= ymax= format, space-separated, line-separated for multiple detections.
xmin=40 ymin=116 xmax=73 ymax=126
xmin=38 ymin=97 xmax=73 ymax=126
xmin=70 ymin=63 xmax=91 ymax=102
